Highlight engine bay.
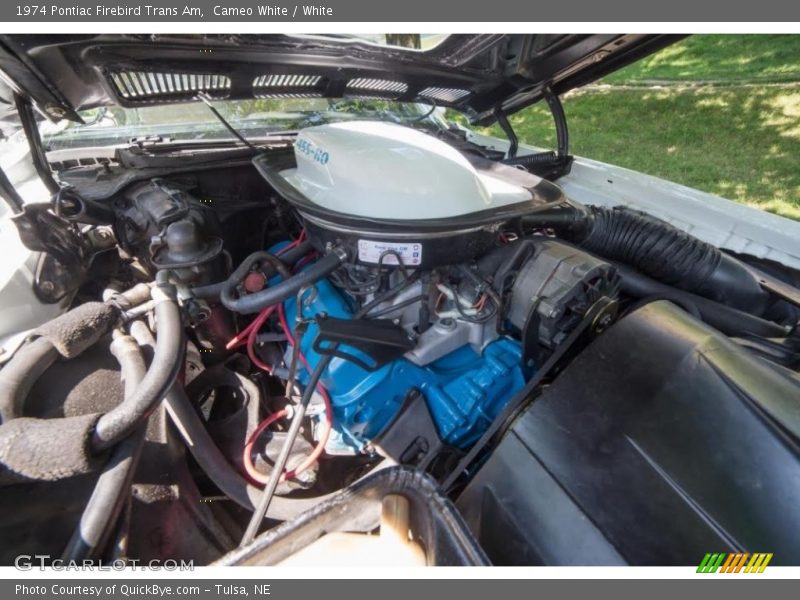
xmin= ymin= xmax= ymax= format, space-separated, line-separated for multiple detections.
xmin=2 ymin=120 xmax=799 ymax=566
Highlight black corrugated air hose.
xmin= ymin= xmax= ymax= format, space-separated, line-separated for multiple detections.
xmin=521 ymin=204 xmax=768 ymax=314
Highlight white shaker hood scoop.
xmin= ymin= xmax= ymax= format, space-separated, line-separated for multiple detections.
xmin=281 ymin=121 xmax=532 ymax=220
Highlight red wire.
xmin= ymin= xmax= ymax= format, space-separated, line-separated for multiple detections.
xmin=226 ymin=235 xmax=332 ymax=484
xmin=274 ymin=228 xmax=305 ymax=256
xmin=276 ymin=302 xmax=332 ymax=481
xmin=239 ymin=303 xmax=332 ymax=483
xmin=226 ymin=318 xmax=256 ymax=350
xmin=275 ymin=239 xmax=298 ymax=256
xmin=245 ymin=305 xmax=277 ymax=373
xmin=242 ymin=409 xmax=289 ymax=484
xmin=226 ymin=236 xmax=303 ymax=350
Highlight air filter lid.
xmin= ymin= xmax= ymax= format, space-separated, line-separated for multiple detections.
xmin=280 ymin=121 xmax=531 ymax=220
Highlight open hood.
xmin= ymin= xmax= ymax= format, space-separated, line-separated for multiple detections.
xmin=0 ymin=34 xmax=682 ymax=125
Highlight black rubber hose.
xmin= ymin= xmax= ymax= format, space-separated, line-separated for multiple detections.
xmin=574 ymin=206 xmax=768 ymax=313
xmin=221 ymin=248 xmax=348 ymax=315
xmin=503 ymin=151 xmax=558 ymax=168
xmin=91 ymin=277 xmax=184 ymax=453
xmin=189 ymin=280 xmax=227 ymax=302
xmin=62 ymin=334 xmax=147 ymax=561
xmin=580 ymin=206 xmax=719 ymax=288
xmin=217 ymin=250 xmax=290 ymax=311
xmin=519 ymin=200 xmax=591 ymax=236
xmin=194 ymin=251 xmax=283 ymax=302
xmin=0 ymin=337 xmax=59 ymax=423
xmin=617 ymin=264 xmax=790 ymax=339
xmin=274 ymin=240 xmax=314 ymax=268
xmin=192 ymin=241 xmax=313 ymax=301
xmin=519 ymin=203 xmax=768 ymax=313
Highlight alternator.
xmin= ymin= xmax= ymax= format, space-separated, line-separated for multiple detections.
xmin=507 ymin=240 xmax=619 ymax=358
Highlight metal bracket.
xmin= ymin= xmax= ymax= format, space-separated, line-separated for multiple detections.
xmin=312 ymin=316 xmax=415 ymax=372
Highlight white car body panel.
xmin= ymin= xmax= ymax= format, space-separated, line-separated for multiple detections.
xmin=0 ymin=138 xmax=65 ymax=357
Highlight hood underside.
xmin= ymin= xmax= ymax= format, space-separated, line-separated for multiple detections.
xmin=0 ymin=34 xmax=683 ymax=125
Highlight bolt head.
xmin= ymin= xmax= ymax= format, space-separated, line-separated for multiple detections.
xmin=47 ymin=106 xmax=67 ymax=118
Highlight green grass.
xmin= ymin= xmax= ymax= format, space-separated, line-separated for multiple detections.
xmin=453 ymin=35 xmax=800 ymax=221
xmin=602 ymin=35 xmax=800 ymax=84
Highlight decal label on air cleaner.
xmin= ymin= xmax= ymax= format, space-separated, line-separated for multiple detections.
xmin=295 ymin=138 xmax=330 ymax=165
xmin=357 ymin=240 xmax=422 ymax=266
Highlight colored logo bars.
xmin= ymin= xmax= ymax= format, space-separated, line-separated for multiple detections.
xmin=697 ymin=553 xmax=773 ymax=573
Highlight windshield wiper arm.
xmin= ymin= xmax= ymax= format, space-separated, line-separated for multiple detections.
xmin=196 ymin=92 xmax=259 ymax=152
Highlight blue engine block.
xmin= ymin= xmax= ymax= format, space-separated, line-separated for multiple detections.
xmin=282 ymin=273 xmax=527 ymax=453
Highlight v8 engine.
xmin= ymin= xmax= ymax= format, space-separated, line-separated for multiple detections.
xmin=1 ymin=119 xmax=798 ymax=567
